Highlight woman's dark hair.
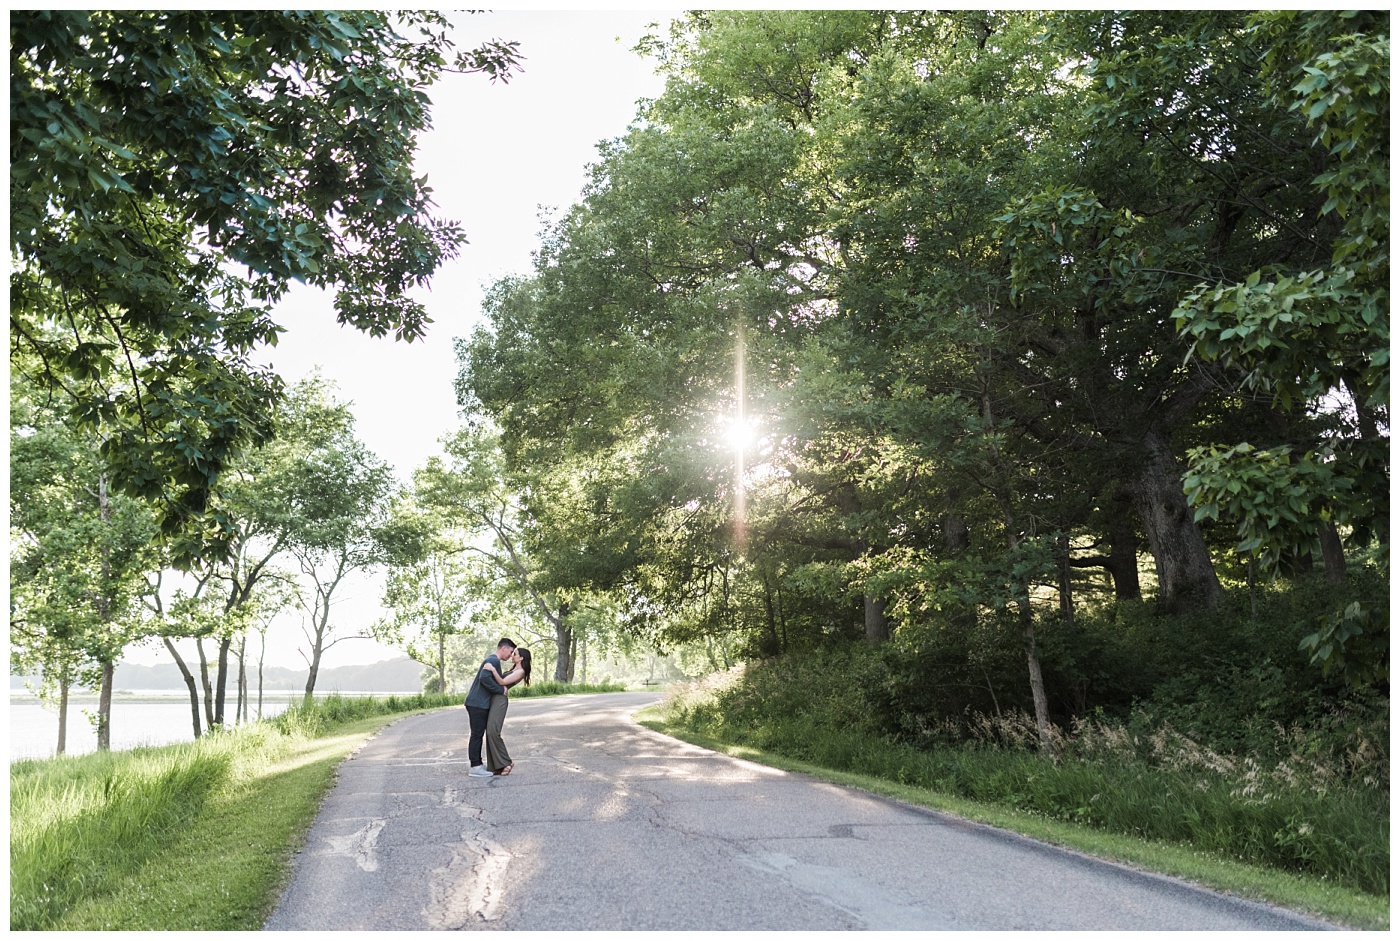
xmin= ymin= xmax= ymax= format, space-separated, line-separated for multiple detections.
xmin=517 ymin=648 xmax=532 ymax=685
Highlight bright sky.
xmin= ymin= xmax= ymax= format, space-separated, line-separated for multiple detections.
xmin=129 ymin=11 xmax=676 ymax=673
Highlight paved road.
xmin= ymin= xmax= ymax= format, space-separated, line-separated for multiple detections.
xmin=264 ymin=692 xmax=1334 ymax=931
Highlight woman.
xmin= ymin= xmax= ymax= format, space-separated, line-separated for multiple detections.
xmin=482 ymin=647 xmax=530 ymax=775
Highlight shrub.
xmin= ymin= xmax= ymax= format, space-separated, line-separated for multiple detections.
xmin=271 ymin=692 xmax=458 ymax=737
xmin=511 ymin=680 xmax=626 ymax=698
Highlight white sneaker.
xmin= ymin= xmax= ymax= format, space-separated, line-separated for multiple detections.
xmin=468 ymin=765 xmax=493 ymax=777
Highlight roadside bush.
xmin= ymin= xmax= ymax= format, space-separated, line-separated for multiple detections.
xmin=866 ymin=569 xmax=1389 ymax=759
xmin=271 ymin=692 xmax=458 ymax=737
xmin=511 ymin=680 xmax=626 ymax=698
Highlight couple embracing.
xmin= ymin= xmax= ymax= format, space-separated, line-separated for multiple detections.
xmin=465 ymin=637 xmax=532 ymax=777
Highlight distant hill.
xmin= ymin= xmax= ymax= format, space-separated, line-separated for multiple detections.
xmin=11 ymin=656 xmax=432 ymax=694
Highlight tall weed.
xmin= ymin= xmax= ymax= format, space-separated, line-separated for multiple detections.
xmin=270 ymin=691 xmax=458 ymax=737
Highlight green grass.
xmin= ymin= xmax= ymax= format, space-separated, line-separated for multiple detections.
xmin=636 ymin=705 xmax=1389 ymax=931
xmin=42 ymin=721 xmax=398 ymax=930
xmin=10 ymin=686 xmax=631 ymax=930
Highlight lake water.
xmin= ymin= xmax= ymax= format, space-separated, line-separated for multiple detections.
xmin=10 ymin=692 xmax=299 ymax=762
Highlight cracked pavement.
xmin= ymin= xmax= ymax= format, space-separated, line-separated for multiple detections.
xmin=263 ymin=692 xmax=1333 ymax=931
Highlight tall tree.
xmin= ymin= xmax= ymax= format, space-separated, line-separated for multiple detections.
xmin=375 ymin=492 xmax=480 ymax=694
xmin=456 ymin=10 xmax=1387 ymax=723
xmin=1171 ymin=10 xmax=1389 ymax=680
xmin=273 ymin=385 xmax=396 ymax=703
xmin=10 ymin=370 xmax=160 ymax=751
xmin=415 ymin=427 xmax=596 ymax=682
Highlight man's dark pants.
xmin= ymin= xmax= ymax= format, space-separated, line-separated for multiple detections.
xmin=466 ymin=705 xmax=491 ymax=766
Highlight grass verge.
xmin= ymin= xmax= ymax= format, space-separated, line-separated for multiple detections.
xmin=635 ymin=705 xmax=1389 ymax=931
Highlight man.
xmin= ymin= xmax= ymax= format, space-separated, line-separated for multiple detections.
xmin=465 ymin=637 xmax=516 ymax=777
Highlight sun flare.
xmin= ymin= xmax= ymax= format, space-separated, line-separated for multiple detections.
xmin=723 ymin=414 xmax=760 ymax=456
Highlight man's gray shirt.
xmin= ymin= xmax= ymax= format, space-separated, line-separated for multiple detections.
xmin=464 ymin=654 xmax=505 ymax=709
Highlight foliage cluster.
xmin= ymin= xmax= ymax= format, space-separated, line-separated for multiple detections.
xmin=10 ymin=11 xmax=519 ymax=552
xmin=863 ymin=569 xmax=1391 ymax=761
xmin=508 ymin=679 xmax=627 ymax=698
xmin=11 ymin=372 xmax=406 ymax=748
xmin=268 ymin=691 xmax=458 ymax=738
xmin=10 ymin=10 xmax=523 ymax=750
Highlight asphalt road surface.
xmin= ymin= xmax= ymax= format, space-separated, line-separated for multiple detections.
xmin=264 ymin=692 xmax=1334 ymax=931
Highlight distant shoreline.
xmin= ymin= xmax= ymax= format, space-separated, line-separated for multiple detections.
xmin=10 ymin=654 xmax=433 ymax=697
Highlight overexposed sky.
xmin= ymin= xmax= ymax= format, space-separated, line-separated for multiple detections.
xmin=129 ymin=12 xmax=675 ymax=672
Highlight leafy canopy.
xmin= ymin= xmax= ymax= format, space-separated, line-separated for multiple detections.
xmin=10 ymin=11 xmax=520 ymax=562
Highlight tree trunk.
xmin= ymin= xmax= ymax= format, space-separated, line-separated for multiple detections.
xmin=943 ymin=509 xmax=978 ymax=634
xmin=94 ymin=474 xmax=116 ymax=753
xmin=1024 ymin=622 xmax=1052 ymax=753
xmin=304 ymin=635 xmax=324 ymax=705
xmin=214 ymin=636 xmax=231 ymax=728
xmin=165 ymin=637 xmax=202 ymax=739
xmin=96 ymin=659 xmax=114 ymax=751
xmin=981 ymin=391 xmax=1052 ymax=749
xmin=1011 ymin=574 xmax=1053 ymax=753
xmin=704 ymin=639 xmax=722 ymax=673
xmin=1247 ymin=557 xmax=1258 ymax=619
xmin=864 ymin=592 xmax=890 ymax=644
xmin=236 ymin=635 xmax=248 ymax=725
xmin=196 ymin=637 xmax=215 ymax=730
xmin=1057 ymin=533 xmax=1075 ymax=623
xmin=304 ymin=656 xmax=321 ymax=706
xmin=257 ymin=630 xmax=266 ymax=720
xmin=1344 ymin=375 xmax=1389 ymax=546
xmin=57 ymin=673 xmax=70 ymax=756
xmin=761 ymin=573 xmax=781 ymax=654
xmin=303 ymin=587 xmax=334 ymax=705
xmin=945 ymin=510 xmax=970 ymax=554
xmin=1319 ymin=521 xmax=1347 ymax=585
xmin=1105 ymin=509 xmax=1142 ymax=601
xmin=438 ymin=631 xmax=447 ymax=694
xmin=776 ymin=582 xmax=788 ymax=652
xmin=553 ymin=601 xmax=573 ymax=682
xmin=1129 ymin=429 xmax=1224 ymax=614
